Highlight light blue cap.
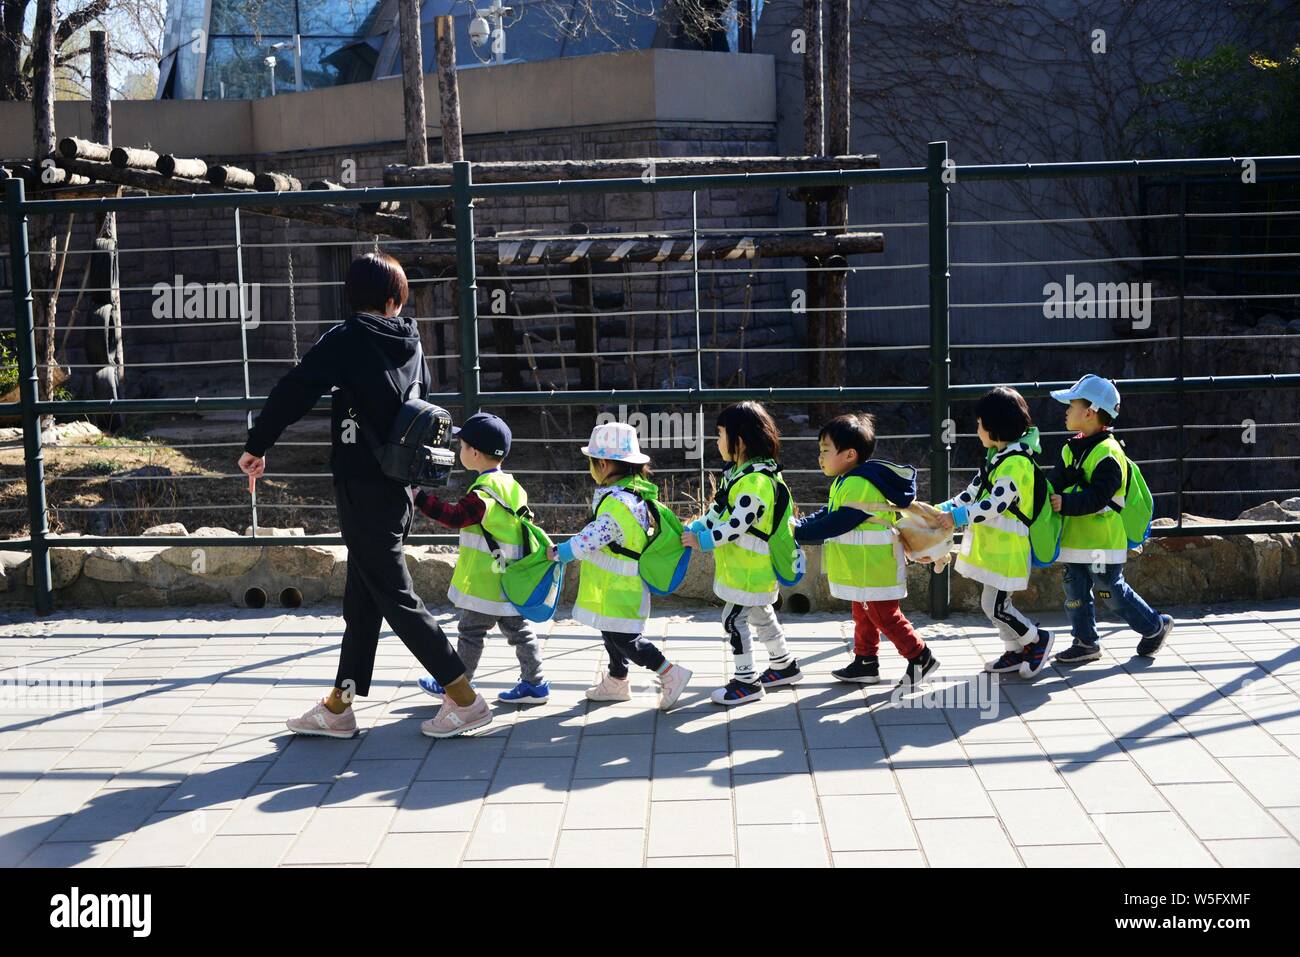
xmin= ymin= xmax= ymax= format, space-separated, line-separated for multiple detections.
xmin=1050 ymin=374 xmax=1121 ymax=419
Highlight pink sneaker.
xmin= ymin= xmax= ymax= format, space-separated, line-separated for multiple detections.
xmin=658 ymin=663 xmax=693 ymax=711
xmin=286 ymin=700 xmax=358 ymax=739
xmin=421 ymin=693 xmax=493 ymax=738
xmin=585 ymin=672 xmax=632 ymax=702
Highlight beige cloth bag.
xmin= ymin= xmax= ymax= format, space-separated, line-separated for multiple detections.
xmin=840 ymin=499 xmax=955 ymax=573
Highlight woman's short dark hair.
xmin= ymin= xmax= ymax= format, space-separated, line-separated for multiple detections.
xmin=974 ymin=387 xmax=1032 ymax=441
xmin=346 ymin=252 xmax=409 ymax=313
xmin=716 ymin=401 xmax=781 ymax=461
xmin=819 ymin=412 xmax=876 ymax=463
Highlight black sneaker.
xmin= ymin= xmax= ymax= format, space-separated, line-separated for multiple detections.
xmin=1018 ymin=629 xmax=1054 ymax=679
xmin=832 ymin=655 xmax=880 ymax=684
xmin=1136 ymin=615 xmax=1174 ymax=658
xmin=758 ymin=660 xmax=804 ymax=688
xmin=710 ymin=677 xmax=765 ymax=706
xmin=985 ymin=649 xmax=1024 ymax=674
xmin=1055 ymin=641 xmax=1101 ymax=665
xmin=896 ymin=647 xmax=940 ymax=691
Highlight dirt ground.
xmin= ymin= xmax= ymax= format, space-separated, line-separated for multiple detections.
xmin=1 ymin=401 xmax=931 ymax=540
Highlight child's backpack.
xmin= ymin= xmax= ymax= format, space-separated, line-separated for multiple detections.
xmin=981 ymin=451 xmax=1062 ymax=568
xmin=709 ymin=462 xmax=806 ymax=587
xmin=1115 ymin=445 xmax=1155 ymax=548
xmin=476 ymin=488 xmax=564 ymax=622
xmin=605 ymin=484 xmax=693 ymax=596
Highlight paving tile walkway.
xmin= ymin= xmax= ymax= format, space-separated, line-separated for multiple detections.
xmin=1 ymin=600 xmax=1298 ymax=867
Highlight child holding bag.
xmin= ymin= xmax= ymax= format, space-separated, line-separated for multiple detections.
xmin=937 ymin=387 xmax=1054 ymax=678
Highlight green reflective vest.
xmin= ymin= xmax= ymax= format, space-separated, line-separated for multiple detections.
xmin=823 ymin=473 xmax=907 ymax=601
xmin=711 ymin=459 xmax=781 ymax=606
xmin=573 ymin=476 xmax=652 ymax=633
xmin=1058 ymin=433 xmax=1130 ymax=565
xmin=448 ymin=469 xmax=528 ymax=617
xmin=954 ymin=449 xmax=1035 ymax=592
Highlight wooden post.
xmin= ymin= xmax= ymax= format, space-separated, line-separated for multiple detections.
xmin=32 ymin=0 xmax=57 ymax=427
xmin=90 ymin=30 xmax=124 ymax=389
xmin=823 ymin=0 xmax=851 ymax=395
xmin=802 ymin=0 xmax=825 ymax=400
xmin=397 ymin=0 xmax=440 ymax=377
xmin=435 ymin=16 xmax=464 ymax=163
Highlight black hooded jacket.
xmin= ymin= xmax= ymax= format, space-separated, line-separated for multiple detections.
xmin=244 ymin=312 xmax=431 ymax=481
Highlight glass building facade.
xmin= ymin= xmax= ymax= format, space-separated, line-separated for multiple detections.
xmin=158 ymin=1 xmax=758 ymax=100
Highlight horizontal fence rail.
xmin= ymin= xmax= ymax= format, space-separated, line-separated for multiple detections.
xmin=6 ymin=146 xmax=1300 ymax=616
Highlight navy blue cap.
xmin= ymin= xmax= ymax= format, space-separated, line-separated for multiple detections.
xmin=453 ymin=412 xmax=511 ymax=458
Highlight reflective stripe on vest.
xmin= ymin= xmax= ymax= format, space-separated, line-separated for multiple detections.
xmin=458 ymin=530 xmax=525 ymax=561
xmin=828 ymin=528 xmax=896 ymax=546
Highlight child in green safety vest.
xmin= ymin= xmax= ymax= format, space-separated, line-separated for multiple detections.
xmin=547 ymin=421 xmax=694 ymax=711
xmin=682 ymin=401 xmax=804 ymax=706
xmin=937 ymin=387 xmax=1055 ymax=679
xmin=411 ymin=412 xmax=551 ymax=705
xmin=1049 ymin=374 xmax=1174 ymax=663
xmin=794 ymin=412 xmax=940 ymax=691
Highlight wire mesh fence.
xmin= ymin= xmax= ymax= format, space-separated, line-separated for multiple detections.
xmin=4 ymin=147 xmax=1300 ymax=617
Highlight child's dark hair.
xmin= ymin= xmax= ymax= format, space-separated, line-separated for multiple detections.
xmin=1095 ymin=408 xmax=1114 ymax=427
xmin=974 ymin=387 xmax=1032 ymax=441
xmin=819 ymin=412 xmax=876 ymax=463
xmin=716 ymin=401 xmax=781 ymax=461
xmin=346 ymin=252 xmax=409 ymax=313
xmin=594 ymin=458 xmax=651 ymax=482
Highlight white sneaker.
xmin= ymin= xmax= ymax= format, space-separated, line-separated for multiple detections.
xmin=586 ymin=672 xmax=632 ymax=702
xmin=657 ymin=663 xmax=692 ymax=711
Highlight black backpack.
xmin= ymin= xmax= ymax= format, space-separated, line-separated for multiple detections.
xmin=349 ymin=323 xmax=456 ymax=488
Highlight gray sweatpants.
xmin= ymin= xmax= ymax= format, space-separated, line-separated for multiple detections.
xmin=455 ymin=608 xmax=545 ymax=684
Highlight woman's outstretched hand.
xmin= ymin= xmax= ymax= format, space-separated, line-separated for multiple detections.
xmin=238 ymin=452 xmax=265 ymax=493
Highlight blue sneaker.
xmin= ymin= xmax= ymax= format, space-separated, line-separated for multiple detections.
xmin=497 ymin=679 xmax=550 ymax=704
xmin=418 ymin=675 xmax=445 ymax=697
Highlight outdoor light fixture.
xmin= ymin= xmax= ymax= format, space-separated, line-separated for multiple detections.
xmin=468 ymin=1 xmax=514 ymax=64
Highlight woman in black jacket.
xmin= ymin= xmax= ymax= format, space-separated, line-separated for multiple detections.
xmin=238 ymin=253 xmax=492 ymax=739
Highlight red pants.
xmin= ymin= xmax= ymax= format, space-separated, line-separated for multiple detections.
xmin=852 ymin=600 xmax=925 ymax=659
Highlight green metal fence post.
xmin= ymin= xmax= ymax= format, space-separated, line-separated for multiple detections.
xmin=928 ymin=141 xmax=952 ymax=620
xmin=5 ymin=178 xmax=53 ymax=614
xmin=452 ymin=160 xmax=480 ymax=417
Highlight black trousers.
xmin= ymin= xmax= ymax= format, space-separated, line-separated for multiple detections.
xmin=602 ymin=630 xmax=666 ymax=680
xmin=333 ymin=477 xmax=466 ymax=697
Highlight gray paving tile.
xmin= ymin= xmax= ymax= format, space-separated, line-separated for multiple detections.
xmin=574 ymin=734 xmax=652 ymax=779
xmin=915 ymin=817 xmax=1021 ymax=867
xmin=555 ymin=827 xmax=645 ymax=867
xmin=1205 ymin=837 xmax=1300 ymax=868
xmin=737 ymin=823 xmax=830 ymax=866
xmin=1158 ymin=783 xmax=1285 ymax=840
xmin=820 ymin=793 xmax=916 ymax=851
xmin=370 ymin=831 xmax=470 ymax=867
xmin=808 ymin=747 xmax=895 ymax=796
xmin=730 ymin=729 xmax=809 ymax=775
xmin=392 ymin=780 xmax=488 ymax=832
xmin=647 ymin=799 xmax=734 ymax=857
xmin=733 ymin=773 xmax=820 ymax=826
xmin=563 ymin=778 xmax=650 ymax=830
xmin=282 ymin=806 xmax=395 ymax=865
xmin=465 ymin=803 xmax=564 ymax=861
xmin=218 ymin=783 xmax=330 ymax=836
xmin=1092 ymin=811 xmax=1216 ymax=867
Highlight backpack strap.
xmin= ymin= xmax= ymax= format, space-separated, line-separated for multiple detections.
xmin=594 ymin=485 xmax=655 ymax=561
xmin=472 ymin=482 xmax=534 ymax=568
xmin=345 ymin=322 xmax=425 ymax=456
xmin=984 ymin=449 xmax=1040 ymax=527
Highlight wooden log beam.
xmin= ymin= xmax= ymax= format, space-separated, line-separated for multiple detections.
xmin=254 ymin=171 xmax=301 ymax=192
xmin=307 ymin=179 xmax=401 ymax=214
xmin=58 ymin=136 xmax=111 ymax=161
xmin=109 ymin=145 xmax=160 ymax=169
xmin=157 ymin=154 xmax=208 ymax=178
xmin=208 ymin=164 xmax=256 ymax=188
xmin=56 ymin=157 xmax=416 ymax=238
xmin=385 ymin=154 xmax=881 ymax=186
xmin=387 ymin=230 xmax=884 ymax=267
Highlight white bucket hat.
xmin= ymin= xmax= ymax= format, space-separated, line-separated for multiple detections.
xmin=580 ymin=422 xmax=650 ymax=464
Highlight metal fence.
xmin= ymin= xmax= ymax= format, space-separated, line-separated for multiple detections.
xmin=6 ymin=143 xmax=1300 ymax=618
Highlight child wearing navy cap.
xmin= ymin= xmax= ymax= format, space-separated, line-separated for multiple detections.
xmin=412 ymin=412 xmax=551 ymax=704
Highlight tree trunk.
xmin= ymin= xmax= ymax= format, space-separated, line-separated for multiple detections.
xmin=32 ymin=0 xmax=57 ymax=429
xmin=0 ymin=0 xmax=28 ymax=101
xmin=802 ymin=0 xmax=825 ymax=399
xmin=91 ymin=30 xmax=123 ymax=390
xmin=823 ymin=0 xmax=851 ymax=398
xmin=397 ymin=0 xmax=441 ymax=384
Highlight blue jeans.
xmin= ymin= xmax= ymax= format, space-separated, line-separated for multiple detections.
xmin=1062 ymin=563 xmax=1161 ymax=645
